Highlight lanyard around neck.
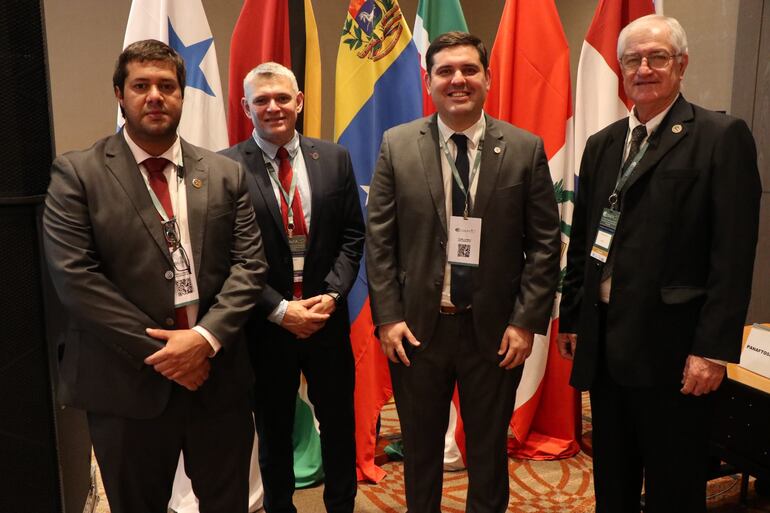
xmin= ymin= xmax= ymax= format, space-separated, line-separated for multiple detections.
xmin=144 ymin=163 xmax=182 ymax=223
xmin=263 ymin=151 xmax=300 ymax=228
xmin=608 ymin=136 xmax=651 ymax=210
xmin=439 ymin=134 xmax=484 ymax=219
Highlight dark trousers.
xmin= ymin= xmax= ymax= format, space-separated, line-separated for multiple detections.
xmin=590 ymin=307 xmax=714 ymax=513
xmin=88 ymin=386 xmax=253 ymax=513
xmin=253 ymin=336 xmax=357 ymax=513
xmin=390 ymin=312 xmax=522 ymax=513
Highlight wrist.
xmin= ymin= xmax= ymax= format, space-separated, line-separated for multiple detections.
xmin=325 ymin=291 xmax=341 ymax=305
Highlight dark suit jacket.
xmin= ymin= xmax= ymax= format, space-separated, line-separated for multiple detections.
xmin=366 ymin=114 xmax=561 ymax=362
xmin=220 ymin=136 xmax=364 ymax=349
xmin=560 ymin=95 xmax=761 ymax=390
xmin=43 ymin=133 xmax=267 ymax=418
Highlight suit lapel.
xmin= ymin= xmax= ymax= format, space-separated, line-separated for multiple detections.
xmin=472 ymin=115 xmax=505 ymax=219
xmin=622 ymin=96 xmax=693 ymax=192
xmin=181 ymin=140 xmax=207 ymax=277
xmin=242 ymin=138 xmax=288 ymax=245
xmin=104 ymin=133 xmax=170 ymax=263
xmin=418 ymin=116 xmax=448 ymax=236
xmin=300 ymin=135 xmax=321 ymax=250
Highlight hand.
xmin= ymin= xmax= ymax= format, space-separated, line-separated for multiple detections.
xmin=378 ymin=321 xmax=420 ymax=366
xmin=680 ymin=355 xmax=726 ymax=395
xmin=144 ymin=328 xmax=213 ymax=386
xmin=557 ymin=333 xmax=578 ymax=360
xmin=498 ymin=325 xmax=534 ymax=369
xmin=281 ymin=297 xmax=330 ymax=339
xmin=307 ymin=294 xmax=337 ymax=316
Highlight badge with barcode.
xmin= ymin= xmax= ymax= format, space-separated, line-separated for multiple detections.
xmin=448 ymin=216 xmax=481 ymax=267
xmin=173 ymin=241 xmax=199 ymax=307
xmin=591 ymin=208 xmax=620 ymax=263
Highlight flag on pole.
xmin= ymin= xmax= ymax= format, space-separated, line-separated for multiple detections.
xmin=574 ymin=0 xmax=656 ymax=173
xmin=485 ymin=0 xmax=579 ymax=460
xmin=227 ymin=0 xmax=322 ymax=144
xmin=119 ymin=0 xmax=228 ymax=151
xmin=335 ymin=0 xmax=422 ymax=483
xmin=412 ymin=0 xmax=467 ymax=116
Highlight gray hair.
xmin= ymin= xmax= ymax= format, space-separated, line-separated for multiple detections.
xmin=243 ymin=62 xmax=299 ymax=95
xmin=617 ymin=14 xmax=688 ymax=61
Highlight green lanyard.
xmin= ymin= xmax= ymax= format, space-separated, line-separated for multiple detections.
xmin=439 ymin=134 xmax=484 ymax=218
xmin=263 ymin=152 xmax=300 ymax=230
xmin=608 ymin=138 xmax=650 ymax=210
xmin=144 ymin=162 xmax=182 ymax=223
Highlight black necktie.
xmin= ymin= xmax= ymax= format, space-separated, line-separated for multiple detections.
xmin=601 ymin=124 xmax=648 ymax=281
xmin=450 ymin=133 xmax=472 ymax=309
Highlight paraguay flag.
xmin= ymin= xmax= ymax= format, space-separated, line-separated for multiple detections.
xmin=335 ymin=0 xmax=422 ymax=483
xmin=119 ymin=0 xmax=228 ymax=151
xmin=485 ymin=0 xmax=579 ymax=460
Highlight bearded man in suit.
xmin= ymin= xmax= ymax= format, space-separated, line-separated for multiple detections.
xmin=366 ymin=32 xmax=561 ymax=513
xmin=43 ymin=40 xmax=267 ymax=513
xmin=558 ymin=15 xmax=761 ymax=513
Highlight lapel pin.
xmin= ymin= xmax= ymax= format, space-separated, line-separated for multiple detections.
xmin=192 ymin=178 xmax=203 ymax=189
xmin=310 ymin=151 xmax=320 ymax=160
xmin=671 ymin=124 xmax=683 ymax=134
xmin=494 ymin=146 xmax=502 ymax=154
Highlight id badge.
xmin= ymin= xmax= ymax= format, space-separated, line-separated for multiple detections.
xmin=590 ymin=208 xmax=620 ymax=263
xmin=173 ymin=241 xmax=199 ymax=307
xmin=448 ymin=216 xmax=481 ymax=267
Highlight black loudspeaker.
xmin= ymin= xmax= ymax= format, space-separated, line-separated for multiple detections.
xmin=0 ymin=2 xmax=91 ymax=512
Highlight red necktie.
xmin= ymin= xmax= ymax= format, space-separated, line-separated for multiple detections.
xmin=144 ymin=157 xmax=189 ymax=329
xmin=276 ymin=147 xmax=307 ymax=299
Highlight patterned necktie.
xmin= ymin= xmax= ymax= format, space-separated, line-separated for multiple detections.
xmin=277 ymin=147 xmax=307 ymax=299
xmin=449 ymin=133 xmax=472 ymax=309
xmin=143 ymin=157 xmax=189 ymax=329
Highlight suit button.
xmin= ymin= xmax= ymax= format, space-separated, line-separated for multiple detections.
xmin=439 ymin=241 xmax=445 ymax=248
xmin=164 ymin=270 xmax=175 ymax=280
xmin=434 ymin=280 xmax=441 ymax=286
xmin=165 ymin=317 xmax=175 ymax=327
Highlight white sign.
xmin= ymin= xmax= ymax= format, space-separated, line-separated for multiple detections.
xmin=739 ymin=324 xmax=770 ymax=379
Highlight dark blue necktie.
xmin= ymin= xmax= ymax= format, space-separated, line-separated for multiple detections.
xmin=450 ymin=133 xmax=472 ymax=309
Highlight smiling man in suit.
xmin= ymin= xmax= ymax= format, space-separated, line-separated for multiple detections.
xmin=558 ymin=15 xmax=761 ymax=513
xmin=43 ymin=40 xmax=267 ymax=513
xmin=366 ymin=32 xmax=561 ymax=513
xmin=221 ymin=62 xmax=364 ymax=513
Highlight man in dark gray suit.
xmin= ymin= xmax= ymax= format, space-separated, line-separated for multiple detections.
xmin=43 ymin=40 xmax=267 ymax=513
xmin=222 ymin=62 xmax=364 ymax=513
xmin=366 ymin=32 xmax=561 ymax=513
xmin=558 ymin=15 xmax=760 ymax=513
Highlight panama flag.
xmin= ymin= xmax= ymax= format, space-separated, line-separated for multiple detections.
xmin=335 ymin=0 xmax=422 ymax=482
xmin=412 ymin=0 xmax=467 ymax=116
xmin=574 ymin=0 xmax=657 ymax=173
xmin=119 ymin=0 xmax=228 ymax=151
xmin=485 ymin=0 xmax=579 ymax=460
xmin=227 ymin=0 xmax=322 ymax=144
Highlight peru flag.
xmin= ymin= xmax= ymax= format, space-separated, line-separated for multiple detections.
xmin=485 ymin=0 xmax=579 ymax=460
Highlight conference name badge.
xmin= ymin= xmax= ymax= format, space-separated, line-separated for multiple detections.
xmin=173 ymin=241 xmax=199 ymax=307
xmin=448 ymin=216 xmax=481 ymax=267
xmin=739 ymin=324 xmax=770 ymax=380
xmin=591 ymin=208 xmax=620 ymax=263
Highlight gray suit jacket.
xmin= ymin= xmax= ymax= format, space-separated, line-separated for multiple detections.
xmin=43 ymin=132 xmax=267 ymax=418
xmin=366 ymin=114 xmax=561 ymax=361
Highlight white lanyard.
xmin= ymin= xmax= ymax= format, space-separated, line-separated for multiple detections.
xmin=144 ymin=163 xmax=182 ymax=222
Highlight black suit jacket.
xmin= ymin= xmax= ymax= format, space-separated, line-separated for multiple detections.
xmin=220 ymin=135 xmax=365 ymax=349
xmin=560 ymin=96 xmax=761 ymax=390
xmin=43 ymin=133 xmax=268 ymax=418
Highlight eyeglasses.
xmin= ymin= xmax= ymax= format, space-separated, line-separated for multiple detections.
xmin=620 ymin=52 xmax=680 ymax=72
xmin=161 ymin=217 xmax=191 ymax=273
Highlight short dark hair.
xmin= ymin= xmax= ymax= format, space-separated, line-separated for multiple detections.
xmin=113 ymin=39 xmax=186 ymax=96
xmin=425 ymin=32 xmax=488 ymax=75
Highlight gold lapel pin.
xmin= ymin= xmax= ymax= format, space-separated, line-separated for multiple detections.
xmin=192 ymin=178 xmax=203 ymax=189
xmin=310 ymin=152 xmax=320 ymax=160
xmin=494 ymin=146 xmax=502 ymax=154
xmin=671 ymin=124 xmax=683 ymax=134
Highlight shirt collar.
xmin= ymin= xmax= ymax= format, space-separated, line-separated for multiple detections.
xmin=122 ymin=129 xmax=182 ymax=167
xmin=252 ymin=130 xmax=301 ymax=160
xmin=437 ymin=112 xmax=486 ymax=150
xmin=629 ymin=94 xmax=679 ymax=137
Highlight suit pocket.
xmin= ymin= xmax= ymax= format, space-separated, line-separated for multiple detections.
xmin=658 ymin=168 xmax=699 ymax=180
xmin=660 ymin=286 xmax=707 ymax=304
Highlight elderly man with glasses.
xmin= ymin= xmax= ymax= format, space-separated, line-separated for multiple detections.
xmin=558 ymin=14 xmax=761 ymax=513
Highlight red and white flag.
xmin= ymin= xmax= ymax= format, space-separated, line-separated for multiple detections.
xmin=485 ymin=0 xmax=579 ymax=460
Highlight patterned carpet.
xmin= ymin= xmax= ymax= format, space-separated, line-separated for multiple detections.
xmin=92 ymin=393 xmax=770 ymax=512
